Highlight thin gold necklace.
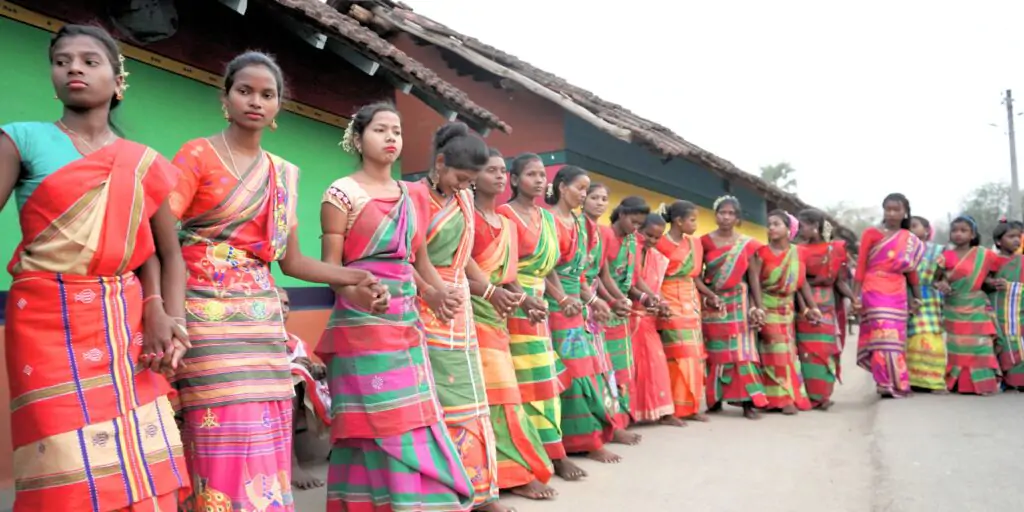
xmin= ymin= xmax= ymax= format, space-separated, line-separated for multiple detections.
xmin=58 ymin=120 xmax=114 ymax=153
xmin=220 ymin=133 xmax=260 ymax=192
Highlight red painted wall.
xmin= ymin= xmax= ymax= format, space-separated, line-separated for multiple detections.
xmin=394 ymin=35 xmax=566 ymax=173
xmin=12 ymin=0 xmax=393 ymax=118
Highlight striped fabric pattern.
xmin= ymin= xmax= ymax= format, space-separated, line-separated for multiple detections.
xmin=992 ymin=255 xmax=1024 ymax=386
xmin=943 ymin=247 xmax=1000 ymax=394
xmin=757 ymin=245 xmax=811 ymax=411
xmin=796 ymin=241 xmax=846 ymax=405
xmin=906 ymin=243 xmax=947 ymax=390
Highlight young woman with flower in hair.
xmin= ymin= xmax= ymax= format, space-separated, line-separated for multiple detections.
xmin=0 ymin=24 xmax=190 ymax=512
xmin=318 ymin=103 xmax=473 ymax=511
xmin=795 ymin=208 xmax=854 ymax=409
xmin=853 ymin=193 xmax=925 ymax=398
xmin=652 ymin=200 xmax=718 ymax=421
xmin=700 ymin=195 xmax=769 ymax=419
xmin=905 ymin=215 xmax=948 ymax=392
xmin=934 ymin=215 xmax=1001 ymax=395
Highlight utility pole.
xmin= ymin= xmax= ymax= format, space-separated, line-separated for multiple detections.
xmin=1006 ymin=90 xmax=1021 ymax=220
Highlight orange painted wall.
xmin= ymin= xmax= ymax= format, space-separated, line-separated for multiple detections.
xmin=393 ymin=34 xmax=566 ymax=174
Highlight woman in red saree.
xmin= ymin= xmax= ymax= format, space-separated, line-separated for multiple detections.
xmin=171 ymin=54 xmax=383 ymax=511
xmin=0 ymin=25 xmax=189 ymax=511
xmin=701 ymin=196 xmax=768 ymax=420
xmin=471 ymin=150 xmax=555 ymax=501
xmin=936 ymin=215 xmax=1001 ymax=395
xmin=653 ymin=201 xmax=716 ymax=421
xmin=631 ymin=214 xmax=682 ymax=425
xmin=991 ymin=220 xmax=1024 ymax=389
xmin=854 ymin=193 xmax=925 ymax=398
xmin=752 ymin=211 xmax=817 ymax=414
xmin=795 ymin=209 xmax=853 ymax=409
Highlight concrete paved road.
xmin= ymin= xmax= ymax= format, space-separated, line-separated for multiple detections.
xmin=3 ymin=332 xmax=1021 ymax=512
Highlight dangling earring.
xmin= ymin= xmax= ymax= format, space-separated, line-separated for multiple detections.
xmin=222 ymin=105 xmax=230 ymax=122
xmin=116 ymin=89 xmax=124 ymax=101
xmin=546 ymin=183 xmax=554 ymax=198
xmin=270 ymin=119 xmax=278 ymax=131
xmin=53 ymin=93 xmax=59 ymax=100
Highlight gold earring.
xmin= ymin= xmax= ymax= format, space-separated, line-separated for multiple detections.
xmin=222 ymin=105 xmax=230 ymax=121
xmin=270 ymin=119 xmax=278 ymax=131
xmin=116 ymin=90 xmax=124 ymax=101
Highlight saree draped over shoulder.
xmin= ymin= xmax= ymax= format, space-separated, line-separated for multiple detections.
xmin=318 ymin=178 xmax=473 ymax=512
xmin=602 ymin=227 xmax=640 ymax=424
xmin=2 ymin=122 xmax=187 ymax=512
xmin=795 ymin=241 xmax=847 ymax=407
xmin=497 ymin=204 xmax=564 ymax=460
xmin=471 ymin=210 xmax=552 ymax=488
xmin=992 ymin=254 xmax=1024 ymax=387
xmin=417 ymin=189 xmax=498 ymax=507
xmin=548 ymin=213 xmax=616 ymax=453
xmin=170 ymin=138 xmax=300 ymax=511
xmin=700 ymin=234 xmax=768 ymax=407
xmin=629 ymin=243 xmax=674 ymax=421
xmin=654 ymin=234 xmax=706 ymax=418
xmin=855 ymin=227 xmax=924 ymax=397
xmin=906 ymin=243 xmax=947 ymax=390
xmin=942 ymin=248 xmax=999 ymax=395
xmin=756 ymin=245 xmax=811 ymax=411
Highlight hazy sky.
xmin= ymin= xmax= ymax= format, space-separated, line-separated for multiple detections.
xmin=404 ymin=1 xmax=1024 ymax=222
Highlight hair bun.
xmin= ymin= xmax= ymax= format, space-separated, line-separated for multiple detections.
xmin=433 ymin=121 xmax=470 ymax=150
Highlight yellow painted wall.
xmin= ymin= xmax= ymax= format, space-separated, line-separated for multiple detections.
xmin=591 ymin=172 xmax=768 ymax=242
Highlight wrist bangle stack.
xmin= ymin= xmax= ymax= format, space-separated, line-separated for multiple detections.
xmin=482 ymin=284 xmax=496 ymax=301
xmin=558 ymin=295 xmax=572 ymax=306
xmin=585 ymin=295 xmax=598 ymax=306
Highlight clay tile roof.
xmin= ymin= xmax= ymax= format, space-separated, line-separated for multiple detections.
xmin=260 ymin=0 xmax=510 ymax=133
xmin=367 ymin=3 xmax=856 ymax=244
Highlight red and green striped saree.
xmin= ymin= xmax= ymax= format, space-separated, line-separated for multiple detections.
xmin=756 ymin=245 xmax=811 ymax=411
xmin=497 ymin=204 xmax=565 ymax=460
xmin=796 ymin=241 xmax=847 ymax=406
xmin=942 ymin=247 xmax=1000 ymax=395
xmin=654 ymin=234 xmax=706 ymax=418
xmin=602 ymin=227 xmax=639 ymax=424
xmin=700 ymin=234 xmax=768 ymax=408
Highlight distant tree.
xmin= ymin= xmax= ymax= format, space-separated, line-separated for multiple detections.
xmin=823 ymin=201 xmax=877 ymax=236
xmin=760 ymin=162 xmax=798 ymax=193
xmin=958 ymin=182 xmax=1010 ymax=246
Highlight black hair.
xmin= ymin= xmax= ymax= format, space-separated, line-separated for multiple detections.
xmin=882 ymin=193 xmax=912 ymax=230
xmin=768 ymin=209 xmax=791 ymax=227
xmin=910 ymin=215 xmax=931 ymax=232
xmin=545 ymin=165 xmax=588 ymax=206
xmin=994 ymin=219 xmax=1024 ymax=250
xmin=610 ymin=196 xmax=650 ymax=223
xmin=487 ymin=147 xmax=503 ymax=159
xmin=714 ymin=196 xmax=742 ymax=215
xmin=662 ymin=200 xmax=697 ymax=223
xmin=432 ymin=121 xmax=488 ymax=173
xmin=347 ymin=102 xmax=400 ymax=161
xmin=50 ymin=25 xmax=123 ymax=133
xmin=643 ymin=212 xmax=667 ymax=229
xmin=797 ymin=208 xmax=826 ymax=239
xmin=224 ymin=51 xmax=285 ymax=97
xmin=950 ymin=215 xmax=981 ymax=247
xmin=588 ymin=182 xmax=609 ymax=195
xmin=507 ymin=152 xmax=542 ymax=201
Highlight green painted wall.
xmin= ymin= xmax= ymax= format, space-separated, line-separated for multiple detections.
xmin=0 ymin=17 xmax=386 ymax=289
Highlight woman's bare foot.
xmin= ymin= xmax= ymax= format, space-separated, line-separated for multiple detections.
xmin=781 ymin=404 xmax=799 ymax=415
xmin=291 ymin=453 xmax=325 ymax=490
xmin=508 ymin=480 xmax=558 ymax=500
xmin=685 ymin=413 xmax=710 ymax=422
xmin=658 ymin=415 xmax=687 ymax=427
xmin=586 ymin=447 xmax=622 ymax=463
xmin=817 ymin=400 xmax=834 ymax=411
xmin=477 ymin=501 xmax=516 ymax=512
xmin=553 ymin=459 xmax=587 ymax=481
xmin=707 ymin=402 xmax=723 ymax=413
xmin=742 ymin=405 xmax=761 ymax=420
xmin=611 ymin=428 xmax=642 ymax=446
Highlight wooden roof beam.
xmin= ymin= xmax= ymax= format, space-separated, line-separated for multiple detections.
xmin=326 ymin=40 xmax=380 ymax=76
xmin=280 ymin=16 xmax=328 ymax=49
xmin=411 ymin=87 xmax=457 ymax=122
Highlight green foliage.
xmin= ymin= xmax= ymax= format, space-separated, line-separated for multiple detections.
xmin=957 ymin=182 xmax=1010 ymax=246
xmin=760 ymin=162 xmax=798 ymax=192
